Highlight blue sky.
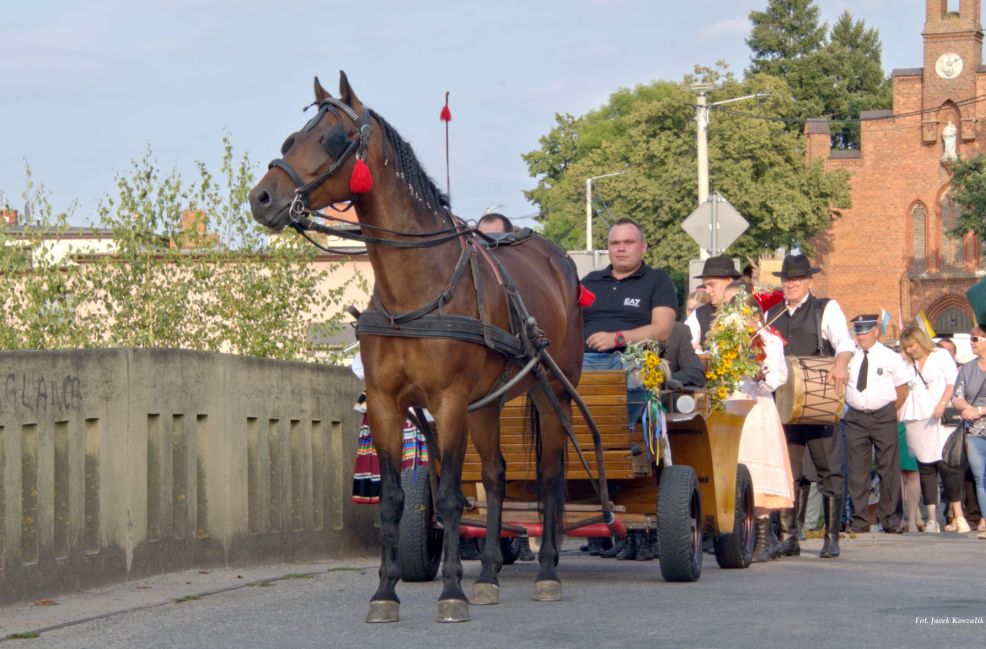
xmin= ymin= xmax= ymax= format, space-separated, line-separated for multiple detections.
xmin=2 ymin=1 xmax=926 ymax=227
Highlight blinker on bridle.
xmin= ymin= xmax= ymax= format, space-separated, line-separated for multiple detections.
xmin=267 ymin=96 xmax=373 ymax=220
xmin=269 ymin=94 xmax=470 ymax=253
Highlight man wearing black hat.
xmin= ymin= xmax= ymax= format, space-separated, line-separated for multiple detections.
xmin=765 ymin=254 xmax=854 ymax=559
xmin=844 ymin=314 xmax=910 ymax=534
xmin=684 ymin=255 xmax=741 ymax=350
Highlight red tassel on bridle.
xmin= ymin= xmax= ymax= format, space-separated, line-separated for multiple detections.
xmin=350 ymin=157 xmax=373 ymax=193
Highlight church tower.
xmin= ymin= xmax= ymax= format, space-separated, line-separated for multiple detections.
xmin=922 ymin=0 xmax=983 ymax=143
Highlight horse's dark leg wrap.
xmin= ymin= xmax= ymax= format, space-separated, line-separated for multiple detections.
xmin=370 ymin=452 xmax=403 ymax=605
xmin=434 ymin=437 xmax=469 ymax=616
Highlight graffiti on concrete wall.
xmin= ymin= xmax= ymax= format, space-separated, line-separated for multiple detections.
xmin=2 ymin=373 xmax=82 ymax=413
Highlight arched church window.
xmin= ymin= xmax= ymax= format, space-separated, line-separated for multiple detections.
xmin=911 ymin=203 xmax=927 ymax=271
xmin=941 ymin=194 xmax=964 ymax=270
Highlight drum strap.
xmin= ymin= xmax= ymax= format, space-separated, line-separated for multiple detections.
xmin=812 ymin=297 xmax=830 ymax=356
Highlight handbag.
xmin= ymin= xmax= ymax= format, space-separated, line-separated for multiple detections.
xmin=942 ymin=424 xmax=966 ymax=467
xmin=942 ymin=406 xmax=962 ymax=426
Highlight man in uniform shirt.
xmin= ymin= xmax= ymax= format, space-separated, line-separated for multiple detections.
xmin=844 ymin=314 xmax=910 ymax=534
xmin=765 ymin=254 xmax=854 ymax=559
xmin=684 ymin=255 xmax=740 ymax=350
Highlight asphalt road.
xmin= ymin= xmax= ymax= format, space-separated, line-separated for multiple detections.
xmin=3 ymin=532 xmax=985 ymax=649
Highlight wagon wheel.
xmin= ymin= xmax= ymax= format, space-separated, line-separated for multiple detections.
xmin=398 ymin=465 xmax=443 ymax=582
xmin=656 ymin=465 xmax=703 ymax=582
xmin=712 ymin=463 xmax=755 ymax=569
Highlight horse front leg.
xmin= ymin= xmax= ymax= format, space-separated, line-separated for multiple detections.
xmin=365 ymin=411 xmax=405 ymax=623
xmin=433 ymin=403 xmax=471 ymax=622
xmin=531 ymin=392 xmax=569 ymax=602
xmin=467 ymin=406 xmax=506 ymax=605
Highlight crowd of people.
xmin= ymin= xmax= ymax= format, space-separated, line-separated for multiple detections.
xmin=351 ymin=213 xmax=986 ymax=566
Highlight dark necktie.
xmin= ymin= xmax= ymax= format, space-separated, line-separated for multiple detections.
xmin=856 ymin=350 xmax=869 ymax=393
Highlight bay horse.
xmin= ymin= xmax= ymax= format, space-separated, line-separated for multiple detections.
xmin=249 ymin=72 xmax=596 ymax=623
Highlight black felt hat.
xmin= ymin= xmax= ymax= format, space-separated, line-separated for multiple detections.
xmin=772 ymin=254 xmax=822 ymax=279
xmin=693 ymin=255 xmax=741 ymax=279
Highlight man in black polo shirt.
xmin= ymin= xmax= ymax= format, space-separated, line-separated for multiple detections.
xmin=582 ymin=218 xmax=678 ymax=364
xmin=579 ymin=217 xmax=678 ymax=561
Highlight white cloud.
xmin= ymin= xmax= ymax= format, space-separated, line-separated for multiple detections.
xmin=699 ymin=16 xmax=748 ymax=41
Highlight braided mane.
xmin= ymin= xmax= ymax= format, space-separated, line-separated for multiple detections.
xmin=368 ymin=108 xmax=451 ymax=215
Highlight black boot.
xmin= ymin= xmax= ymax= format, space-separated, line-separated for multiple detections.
xmin=598 ymin=537 xmax=625 ymax=558
xmin=615 ymin=531 xmax=638 ymax=560
xmin=795 ymin=483 xmax=811 ymax=541
xmin=459 ymin=538 xmax=481 ymax=561
xmin=752 ymin=517 xmax=781 ymax=563
xmin=635 ymin=530 xmax=656 ymax=561
xmin=820 ymin=496 xmax=842 ymax=559
xmin=517 ymin=536 xmax=535 ymax=562
xmin=777 ymin=508 xmax=801 ymax=556
xmin=582 ymin=537 xmax=606 ymax=555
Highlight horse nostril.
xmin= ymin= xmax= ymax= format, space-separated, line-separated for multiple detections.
xmin=256 ymin=189 xmax=271 ymax=207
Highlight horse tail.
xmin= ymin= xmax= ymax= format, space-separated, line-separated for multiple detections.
xmin=525 ymin=396 xmax=567 ymax=538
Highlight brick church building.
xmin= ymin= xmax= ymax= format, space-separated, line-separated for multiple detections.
xmin=807 ymin=0 xmax=986 ymax=335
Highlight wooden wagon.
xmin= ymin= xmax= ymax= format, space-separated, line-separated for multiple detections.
xmin=398 ymin=369 xmax=757 ymax=583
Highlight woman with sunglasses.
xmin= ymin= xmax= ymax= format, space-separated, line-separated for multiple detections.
xmin=899 ymin=326 xmax=965 ymax=533
xmin=950 ymin=327 xmax=986 ymax=538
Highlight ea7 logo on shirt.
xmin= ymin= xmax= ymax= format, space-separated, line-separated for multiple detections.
xmin=623 ymin=298 xmax=641 ymax=307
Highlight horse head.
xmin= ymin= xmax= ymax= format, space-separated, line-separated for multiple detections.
xmin=249 ymin=71 xmax=373 ymax=231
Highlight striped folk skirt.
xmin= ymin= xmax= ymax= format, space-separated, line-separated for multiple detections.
xmin=352 ymin=415 xmax=429 ymax=504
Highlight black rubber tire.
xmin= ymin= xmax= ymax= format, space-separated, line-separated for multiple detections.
xmin=713 ymin=464 xmax=755 ymax=569
xmin=656 ymin=465 xmax=703 ymax=582
xmin=398 ymin=466 xmax=443 ymax=582
xmin=477 ymin=536 xmax=521 ymax=565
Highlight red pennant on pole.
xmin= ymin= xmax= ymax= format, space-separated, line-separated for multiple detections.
xmin=441 ymin=91 xmax=451 ymax=202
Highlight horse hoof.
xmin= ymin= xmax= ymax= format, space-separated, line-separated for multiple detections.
xmin=436 ymin=599 xmax=470 ymax=623
xmin=472 ymin=582 xmax=501 ymax=605
xmin=365 ymin=600 xmax=399 ymax=623
xmin=534 ymin=580 xmax=562 ymax=602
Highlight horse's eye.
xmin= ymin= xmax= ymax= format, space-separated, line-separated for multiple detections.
xmin=280 ymin=134 xmax=296 ymax=155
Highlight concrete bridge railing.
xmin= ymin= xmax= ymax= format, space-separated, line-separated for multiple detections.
xmin=0 ymin=349 xmax=377 ymax=604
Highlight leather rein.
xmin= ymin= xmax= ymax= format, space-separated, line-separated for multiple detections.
xmin=268 ymin=96 xmax=618 ymax=519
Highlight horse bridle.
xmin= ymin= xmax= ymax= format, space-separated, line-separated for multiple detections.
xmin=267 ymin=96 xmax=470 ymax=250
xmin=267 ymin=96 xmax=371 ymax=217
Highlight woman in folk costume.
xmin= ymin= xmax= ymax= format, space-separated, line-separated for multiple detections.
xmin=350 ymin=352 xmax=429 ymax=504
xmin=720 ymin=283 xmax=794 ymax=562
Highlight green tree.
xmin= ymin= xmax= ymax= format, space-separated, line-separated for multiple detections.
xmin=523 ymin=67 xmax=851 ymax=274
xmin=747 ymin=2 xmax=891 ymax=145
xmin=747 ymin=0 xmax=827 ymax=78
xmin=948 ymin=154 xmax=986 ymax=240
xmin=1 ymin=137 xmax=359 ymax=362
xmin=0 ymin=166 xmax=89 ymax=350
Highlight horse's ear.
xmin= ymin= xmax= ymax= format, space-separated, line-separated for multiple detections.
xmin=339 ymin=70 xmax=363 ymax=110
xmin=314 ymin=76 xmax=331 ymax=103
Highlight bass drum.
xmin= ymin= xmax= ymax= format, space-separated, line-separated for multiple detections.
xmin=775 ymin=356 xmax=844 ymax=426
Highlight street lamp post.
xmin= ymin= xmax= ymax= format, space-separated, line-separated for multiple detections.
xmin=693 ymin=88 xmax=768 ymax=259
xmin=585 ymin=171 xmax=627 ymax=251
